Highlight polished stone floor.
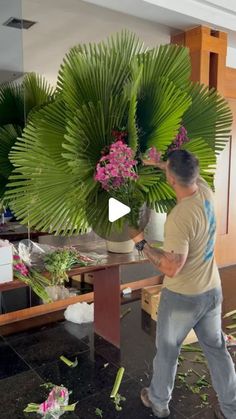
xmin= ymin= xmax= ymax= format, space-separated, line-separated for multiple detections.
xmin=0 ymin=265 xmax=236 ymax=419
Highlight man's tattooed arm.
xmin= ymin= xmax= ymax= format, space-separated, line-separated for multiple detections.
xmin=143 ymin=244 xmax=187 ymax=277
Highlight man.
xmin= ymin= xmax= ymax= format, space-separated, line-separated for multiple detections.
xmin=132 ymin=150 xmax=236 ymax=419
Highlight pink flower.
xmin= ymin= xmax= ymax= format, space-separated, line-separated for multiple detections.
xmin=167 ymin=125 xmax=190 ymax=153
xmin=147 ymin=146 xmax=162 ymax=163
xmin=14 ymin=261 xmax=29 ymax=277
xmin=94 ymin=136 xmax=139 ymax=191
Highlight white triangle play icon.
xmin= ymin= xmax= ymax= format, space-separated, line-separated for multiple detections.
xmin=108 ymin=198 xmax=131 ymax=222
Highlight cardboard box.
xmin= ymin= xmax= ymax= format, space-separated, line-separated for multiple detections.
xmin=0 ymin=245 xmax=13 ymax=265
xmin=84 ymin=273 xmax=94 ymax=285
xmin=0 ymin=264 xmax=13 ymax=283
xmin=71 ymin=273 xmax=94 ymax=286
xmin=141 ymin=285 xmax=162 ymax=315
xmin=151 ymin=292 xmax=162 ymax=321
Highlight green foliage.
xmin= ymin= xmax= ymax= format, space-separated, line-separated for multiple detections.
xmin=0 ymin=73 xmax=55 ymax=200
xmin=5 ymin=31 xmax=233 ymax=235
xmin=44 ymin=248 xmax=87 ymax=285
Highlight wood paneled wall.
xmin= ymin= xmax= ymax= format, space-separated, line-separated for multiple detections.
xmin=171 ymin=26 xmax=236 ymax=266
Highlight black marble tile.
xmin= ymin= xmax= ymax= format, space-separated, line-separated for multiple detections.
xmin=5 ymin=320 xmax=63 ymax=342
xmin=76 ymin=378 xmax=186 ymax=419
xmin=0 ymin=370 xmax=45 ymax=419
xmin=0 ymin=342 xmax=30 ymax=379
xmin=169 ymin=351 xmax=218 ymax=419
xmin=1 ymin=294 xmax=235 ymax=419
xmin=130 ymin=367 xmax=153 ymax=388
xmin=7 ymin=321 xmax=89 ymax=368
xmin=95 ymin=301 xmax=156 ymax=375
xmin=35 ymin=350 xmax=130 ymax=402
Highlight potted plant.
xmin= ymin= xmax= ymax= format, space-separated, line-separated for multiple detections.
xmin=5 ymin=32 xmax=232 ymax=251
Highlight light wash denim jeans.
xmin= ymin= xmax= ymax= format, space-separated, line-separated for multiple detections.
xmin=148 ymin=287 xmax=236 ymax=418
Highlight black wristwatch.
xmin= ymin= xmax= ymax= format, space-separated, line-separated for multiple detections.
xmin=135 ymin=239 xmax=147 ymax=252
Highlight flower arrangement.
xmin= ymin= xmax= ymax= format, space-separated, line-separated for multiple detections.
xmin=13 ymin=255 xmax=51 ymax=302
xmin=5 ymin=31 xmax=232 ymax=236
xmin=24 ymin=385 xmax=77 ymax=418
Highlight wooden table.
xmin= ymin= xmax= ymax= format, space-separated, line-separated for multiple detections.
xmin=0 ymin=233 xmax=158 ymax=347
xmin=69 ymin=236 xmax=149 ymax=348
xmin=0 ymin=222 xmax=47 ymax=242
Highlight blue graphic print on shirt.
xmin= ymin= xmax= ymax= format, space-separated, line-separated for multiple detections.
xmin=204 ymin=200 xmax=216 ymax=261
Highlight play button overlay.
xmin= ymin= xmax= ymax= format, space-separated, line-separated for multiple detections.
xmin=108 ymin=198 xmax=131 ymax=222
xmin=87 ymin=194 xmax=151 ymax=243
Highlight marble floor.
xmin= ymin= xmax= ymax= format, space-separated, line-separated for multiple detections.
xmin=0 ymin=265 xmax=235 ymax=419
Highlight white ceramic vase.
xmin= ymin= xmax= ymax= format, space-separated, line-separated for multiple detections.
xmin=106 ymin=239 xmax=134 ymax=253
xmin=145 ymin=210 xmax=167 ymax=242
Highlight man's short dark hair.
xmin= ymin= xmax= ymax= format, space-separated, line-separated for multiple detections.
xmin=167 ymin=150 xmax=199 ymax=186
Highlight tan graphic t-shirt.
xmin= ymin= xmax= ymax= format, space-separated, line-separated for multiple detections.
xmin=163 ymin=178 xmax=221 ymax=295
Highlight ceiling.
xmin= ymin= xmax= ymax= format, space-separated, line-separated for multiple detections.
xmin=84 ymin=0 xmax=236 ymax=44
xmin=0 ymin=0 xmax=236 ymax=84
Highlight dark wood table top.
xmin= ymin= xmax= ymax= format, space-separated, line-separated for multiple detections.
xmin=69 ymin=233 xmax=148 ymax=274
xmin=0 ymin=233 xmax=151 ymax=291
xmin=0 ymin=222 xmax=47 ymax=242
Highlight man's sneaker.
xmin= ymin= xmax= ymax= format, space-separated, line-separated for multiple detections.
xmin=140 ymin=388 xmax=170 ymax=418
xmin=214 ymin=406 xmax=226 ymax=419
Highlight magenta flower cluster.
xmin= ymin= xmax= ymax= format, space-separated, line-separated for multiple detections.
xmin=94 ymin=140 xmax=138 ymax=190
xmin=147 ymin=146 xmax=162 ymax=163
xmin=168 ymin=125 xmax=190 ymax=152
xmin=13 ymin=255 xmax=29 ymax=277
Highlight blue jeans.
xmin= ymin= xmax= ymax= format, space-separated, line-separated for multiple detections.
xmin=148 ymin=287 xmax=236 ymax=418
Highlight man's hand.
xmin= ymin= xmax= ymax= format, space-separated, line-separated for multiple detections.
xmin=128 ymin=228 xmax=144 ymax=243
xmin=142 ymin=159 xmax=167 ymax=171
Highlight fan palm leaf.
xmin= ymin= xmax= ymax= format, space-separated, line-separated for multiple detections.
xmin=182 ymin=83 xmax=232 ymax=153
xmin=0 ymin=125 xmax=22 ymax=178
xmin=7 ymin=101 xmax=89 ymax=234
xmin=138 ymin=77 xmax=192 ymax=152
xmin=0 ymin=73 xmax=55 ymax=200
xmin=138 ymin=44 xmax=191 ymax=91
xmin=0 ymin=82 xmax=24 ymax=127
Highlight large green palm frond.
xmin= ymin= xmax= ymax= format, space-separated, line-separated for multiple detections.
xmin=0 ymin=125 xmax=22 ymax=199
xmin=57 ymin=31 xmax=144 ymax=115
xmin=136 ymin=44 xmax=191 ymax=153
xmin=182 ymin=83 xmax=233 ymax=153
xmin=7 ymin=100 xmax=89 ymax=234
xmin=23 ymin=72 xmax=55 ymax=117
xmin=138 ymin=44 xmax=191 ymax=91
xmin=138 ymin=78 xmax=191 ymax=153
xmin=0 ymin=125 xmax=22 ymax=178
xmin=0 ymin=82 xmax=24 ymax=127
xmin=0 ymin=73 xmax=55 ymax=201
xmin=136 ymin=165 xmax=176 ymax=212
xmin=63 ymin=94 xmax=129 ymax=173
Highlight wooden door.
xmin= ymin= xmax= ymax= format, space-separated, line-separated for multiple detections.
xmin=215 ymin=99 xmax=236 ymax=266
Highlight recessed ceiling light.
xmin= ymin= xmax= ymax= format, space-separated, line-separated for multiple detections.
xmin=3 ymin=17 xmax=36 ymax=30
